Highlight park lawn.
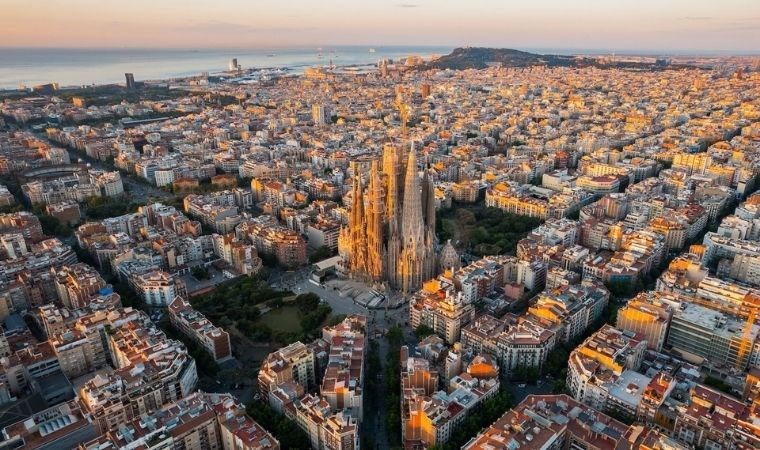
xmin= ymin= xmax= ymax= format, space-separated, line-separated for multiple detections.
xmin=260 ymin=305 xmax=303 ymax=333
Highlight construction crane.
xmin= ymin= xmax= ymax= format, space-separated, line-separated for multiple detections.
xmin=394 ymin=93 xmax=410 ymax=142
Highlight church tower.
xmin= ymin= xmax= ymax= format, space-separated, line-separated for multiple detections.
xmin=348 ymin=164 xmax=367 ymax=276
xmin=382 ymin=143 xmax=400 ymax=227
xmin=422 ymin=167 xmax=437 ymax=281
xmin=339 ymin=93 xmax=439 ymax=293
xmin=384 ymin=143 xmax=401 ymax=287
xmin=398 ymin=147 xmax=427 ymax=293
xmin=365 ymin=160 xmax=384 ymax=281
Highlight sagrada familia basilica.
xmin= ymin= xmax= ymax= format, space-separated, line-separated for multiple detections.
xmin=338 ymin=142 xmax=439 ymax=293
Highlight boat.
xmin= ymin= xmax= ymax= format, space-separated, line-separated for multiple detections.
xmin=267 ymin=53 xmax=276 ymax=57
xmin=317 ymin=52 xmax=324 ymax=59
xmin=369 ymin=48 xmax=376 ymax=53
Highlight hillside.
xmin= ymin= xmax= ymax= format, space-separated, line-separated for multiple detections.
xmin=423 ymin=47 xmax=678 ymax=71
xmin=424 ymin=47 xmax=576 ymax=70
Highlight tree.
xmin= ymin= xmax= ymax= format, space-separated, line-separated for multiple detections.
xmin=543 ymin=345 xmax=571 ymax=377
xmin=308 ymin=245 xmax=334 ymax=263
xmin=294 ymin=293 xmax=321 ymax=313
xmin=385 ymin=325 xmax=404 ymax=447
xmin=38 ymin=213 xmax=72 ymax=237
xmin=0 ymin=204 xmax=23 ymax=214
xmin=84 ymin=195 xmax=140 ymax=220
xmin=437 ymin=204 xmax=543 ymax=256
xmin=191 ymin=266 xmax=210 ymax=280
xmin=552 ymin=380 xmax=566 ymax=394
xmin=704 ymin=376 xmax=735 ymax=395
xmin=326 ymin=314 xmax=348 ymax=327
xmin=299 ymin=304 xmax=332 ymax=336
xmin=414 ymin=324 xmax=436 ymax=340
xmin=246 ymin=402 xmax=311 ymax=449
xmin=605 ymin=279 xmax=635 ymax=299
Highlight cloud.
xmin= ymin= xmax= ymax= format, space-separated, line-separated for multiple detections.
xmin=680 ymin=16 xmax=712 ymax=21
xmin=397 ymin=3 xmax=419 ymax=7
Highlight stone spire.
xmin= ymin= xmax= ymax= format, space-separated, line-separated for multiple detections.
xmin=398 ymin=145 xmax=427 ymax=293
xmin=349 ymin=166 xmax=367 ymax=276
xmin=423 ymin=167 xmax=438 ymax=280
xmin=400 ymin=145 xmax=424 ymax=243
xmin=423 ymin=166 xmax=436 ymax=232
xmin=366 ymin=160 xmax=384 ymax=281
xmin=340 ymin=138 xmax=440 ymax=292
xmin=383 ymin=144 xmax=401 ymax=287
xmin=382 ymin=143 xmax=400 ymax=228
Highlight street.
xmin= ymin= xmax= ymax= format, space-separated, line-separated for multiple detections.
xmin=269 ymin=266 xmax=410 ymax=323
xmin=268 ymin=266 xmax=412 ymax=449
xmin=508 ymin=377 xmax=555 ymax=404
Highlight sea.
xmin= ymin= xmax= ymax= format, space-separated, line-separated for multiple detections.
xmin=0 ymin=46 xmax=454 ymax=90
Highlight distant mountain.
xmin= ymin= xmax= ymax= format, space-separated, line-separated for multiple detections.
xmin=423 ymin=47 xmax=677 ymax=71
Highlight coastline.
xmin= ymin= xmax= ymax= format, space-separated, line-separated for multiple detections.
xmin=0 ymin=46 xmax=452 ymax=90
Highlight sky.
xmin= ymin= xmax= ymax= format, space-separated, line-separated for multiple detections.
xmin=2 ymin=0 xmax=759 ymax=53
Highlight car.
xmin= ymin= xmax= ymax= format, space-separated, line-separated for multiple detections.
xmin=518 ymin=383 xmax=526 ymax=388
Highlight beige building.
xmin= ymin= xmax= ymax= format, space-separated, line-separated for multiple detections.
xmin=169 ymin=296 xmax=232 ymax=363
xmin=258 ymin=341 xmax=316 ymax=397
xmin=616 ymin=293 xmax=673 ymax=351
xmin=409 ymin=276 xmax=475 ymax=344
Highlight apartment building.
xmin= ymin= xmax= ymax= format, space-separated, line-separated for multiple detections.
xmin=169 ymin=296 xmax=232 ymax=363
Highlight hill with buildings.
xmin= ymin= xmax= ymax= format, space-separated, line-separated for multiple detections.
xmin=424 ymin=47 xmax=575 ymax=70
xmin=424 ymin=47 xmax=677 ymax=70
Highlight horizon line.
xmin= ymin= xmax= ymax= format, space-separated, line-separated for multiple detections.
xmin=1 ymin=45 xmax=759 ymax=57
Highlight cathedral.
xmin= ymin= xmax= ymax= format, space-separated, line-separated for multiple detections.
xmin=338 ymin=143 xmax=438 ymax=293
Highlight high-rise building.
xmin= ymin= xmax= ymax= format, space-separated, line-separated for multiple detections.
xmin=312 ymin=103 xmax=327 ymax=125
xmin=378 ymin=59 xmax=389 ymax=77
xmin=338 ymin=145 xmax=437 ymax=292
xmin=124 ymin=73 xmax=135 ymax=89
xmin=421 ymin=83 xmax=431 ymax=98
xmin=229 ymin=58 xmax=238 ymax=71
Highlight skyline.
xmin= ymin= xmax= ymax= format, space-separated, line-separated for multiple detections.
xmin=2 ymin=2 xmax=760 ymax=449
xmin=2 ymin=0 xmax=759 ymax=53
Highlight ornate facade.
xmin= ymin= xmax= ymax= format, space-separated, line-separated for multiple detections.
xmin=339 ymin=144 xmax=438 ymax=293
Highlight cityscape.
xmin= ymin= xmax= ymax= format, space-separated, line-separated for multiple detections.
xmin=1 ymin=2 xmax=760 ymax=450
